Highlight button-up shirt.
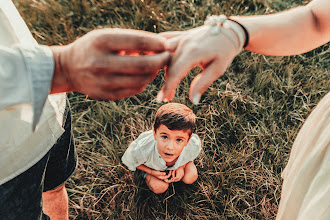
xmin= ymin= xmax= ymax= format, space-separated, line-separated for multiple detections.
xmin=0 ymin=0 xmax=66 ymax=185
xmin=122 ymin=130 xmax=202 ymax=171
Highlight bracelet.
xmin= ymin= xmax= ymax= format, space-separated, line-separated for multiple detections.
xmin=228 ymin=18 xmax=249 ymax=48
xmin=204 ymin=15 xmax=249 ymax=49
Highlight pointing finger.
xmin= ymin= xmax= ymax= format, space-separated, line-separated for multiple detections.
xmin=94 ymin=28 xmax=167 ymax=52
xmin=189 ymin=58 xmax=233 ymax=104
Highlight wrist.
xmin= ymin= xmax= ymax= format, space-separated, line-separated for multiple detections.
xmin=227 ymin=17 xmax=249 ymax=48
xmin=50 ymin=45 xmax=73 ymax=94
xmin=204 ymin=15 xmax=249 ymax=51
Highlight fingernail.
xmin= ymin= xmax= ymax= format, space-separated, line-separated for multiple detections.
xmin=192 ymin=93 xmax=201 ymax=105
xmin=163 ymin=98 xmax=168 ymax=102
xmin=156 ymin=91 xmax=164 ymax=102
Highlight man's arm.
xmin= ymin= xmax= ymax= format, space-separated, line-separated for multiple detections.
xmin=0 ymin=29 xmax=169 ymax=129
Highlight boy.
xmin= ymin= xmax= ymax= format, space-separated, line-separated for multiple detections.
xmin=122 ymin=103 xmax=202 ymax=194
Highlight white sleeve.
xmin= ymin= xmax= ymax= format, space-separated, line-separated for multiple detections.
xmin=0 ymin=44 xmax=54 ymax=130
xmin=122 ymin=130 xmax=155 ymax=171
xmin=122 ymin=139 xmax=141 ymax=171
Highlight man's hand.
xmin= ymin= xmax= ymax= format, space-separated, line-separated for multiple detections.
xmin=51 ymin=28 xmax=170 ymax=100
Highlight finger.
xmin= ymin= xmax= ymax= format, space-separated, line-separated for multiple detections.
xmin=165 ymin=36 xmax=183 ymax=52
xmin=173 ymin=178 xmax=179 ymax=182
xmin=159 ymin=31 xmax=184 ymax=39
xmin=95 ymin=28 xmax=167 ymax=52
xmin=157 ymin=49 xmax=201 ymax=102
xmin=100 ymin=72 xmax=157 ymax=90
xmin=98 ymin=51 xmax=170 ymax=75
xmin=156 ymin=171 xmax=166 ymax=176
xmin=101 ymin=74 xmax=153 ymax=90
xmin=87 ymin=86 xmax=145 ymax=100
xmin=189 ymin=59 xmax=233 ymax=104
xmin=164 ymin=171 xmax=172 ymax=179
xmin=172 ymin=170 xmax=176 ymax=177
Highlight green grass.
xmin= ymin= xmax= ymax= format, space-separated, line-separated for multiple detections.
xmin=15 ymin=0 xmax=329 ymax=219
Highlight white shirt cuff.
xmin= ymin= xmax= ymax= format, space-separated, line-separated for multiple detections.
xmin=17 ymin=45 xmax=55 ymax=130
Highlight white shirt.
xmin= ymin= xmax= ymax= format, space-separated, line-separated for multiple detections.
xmin=276 ymin=92 xmax=330 ymax=220
xmin=0 ymin=0 xmax=66 ymax=185
xmin=122 ymin=130 xmax=202 ymax=171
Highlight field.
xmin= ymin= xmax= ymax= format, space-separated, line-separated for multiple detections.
xmin=15 ymin=0 xmax=329 ymax=219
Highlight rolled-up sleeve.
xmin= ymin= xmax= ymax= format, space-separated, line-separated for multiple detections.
xmin=0 ymin=44 xmax=54 ymax=129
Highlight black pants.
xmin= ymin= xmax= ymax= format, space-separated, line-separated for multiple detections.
xmin=0 ymin=104 xmax=77 ymax=220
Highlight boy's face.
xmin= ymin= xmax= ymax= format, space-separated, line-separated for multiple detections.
xmin=153 ymin=124 xmax=190 ymax=164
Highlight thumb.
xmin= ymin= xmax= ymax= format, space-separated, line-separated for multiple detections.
xmin=159 ymin=31 xmax=185 ymax=40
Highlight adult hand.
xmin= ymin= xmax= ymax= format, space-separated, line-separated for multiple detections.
xmin=157 ymin=20 xmax=243 ymax=104
xmin=51 ymin=28 xmax=170 ymax=100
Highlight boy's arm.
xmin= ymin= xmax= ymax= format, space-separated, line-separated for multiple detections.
xmin=136 ymin=164 xmax=171 ymax=180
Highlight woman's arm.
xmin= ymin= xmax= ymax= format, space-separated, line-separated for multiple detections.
xmin=234 ymin=0 xmax=330 ymax=56
xmin=158 ymin=0 xmax=330 ymax=103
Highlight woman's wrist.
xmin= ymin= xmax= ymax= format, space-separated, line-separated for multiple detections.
xmin=228 ymin=17 xmax=249 ymax=48
xmin=204 ymin=15 xmax=249 ymax=51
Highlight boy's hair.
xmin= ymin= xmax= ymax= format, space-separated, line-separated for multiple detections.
xmin=153 ymin=103 xmax=196 ymax=137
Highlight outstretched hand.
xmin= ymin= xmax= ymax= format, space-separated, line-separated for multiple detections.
xmin=157 ymin=20 xmax=243 ymax=104
xmin=51 ymin=28 xmax=170 ymax=100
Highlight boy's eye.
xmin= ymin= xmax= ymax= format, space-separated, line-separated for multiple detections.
xmin=176 ymin=138 xmax=183 ymax=143
xmin=161 ymin=135 xmax=168 ymax=140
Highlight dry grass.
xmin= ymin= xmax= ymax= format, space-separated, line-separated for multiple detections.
xmin=15 ymin=0 xmax=330 ymax=219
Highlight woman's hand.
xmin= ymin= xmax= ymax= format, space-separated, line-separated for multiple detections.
xmin=157 ymin=20 xmax=244 ymax=104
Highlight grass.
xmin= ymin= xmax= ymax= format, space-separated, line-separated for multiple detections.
xmin=15 ymin=0 xmax=330 ymax=219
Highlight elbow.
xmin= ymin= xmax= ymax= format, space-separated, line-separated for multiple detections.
xmin=307 ymin=2 xmax=330 ymax=40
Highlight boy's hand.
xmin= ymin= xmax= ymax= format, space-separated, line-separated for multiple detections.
xmin=166 ymin=167 xmax=184 ymax=182
xmin=150 ymin=170 xmax=172 ymax=180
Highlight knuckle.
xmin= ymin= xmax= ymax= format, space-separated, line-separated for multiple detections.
xmin=136 ymin=36 xmax=149 ymax=51
xmin=137 ymin=61 xmax=154 ymax=73
xmin=186 ymin=42 xmax=201 ymax=55
xmin=88 ymin=58 xmax=107 ymax=75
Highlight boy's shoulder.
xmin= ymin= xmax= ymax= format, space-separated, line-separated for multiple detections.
xmin=187 ymin=133 xmax=202 ymax=149
xmin=130 ymin=130 xmax=155 ymax=153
